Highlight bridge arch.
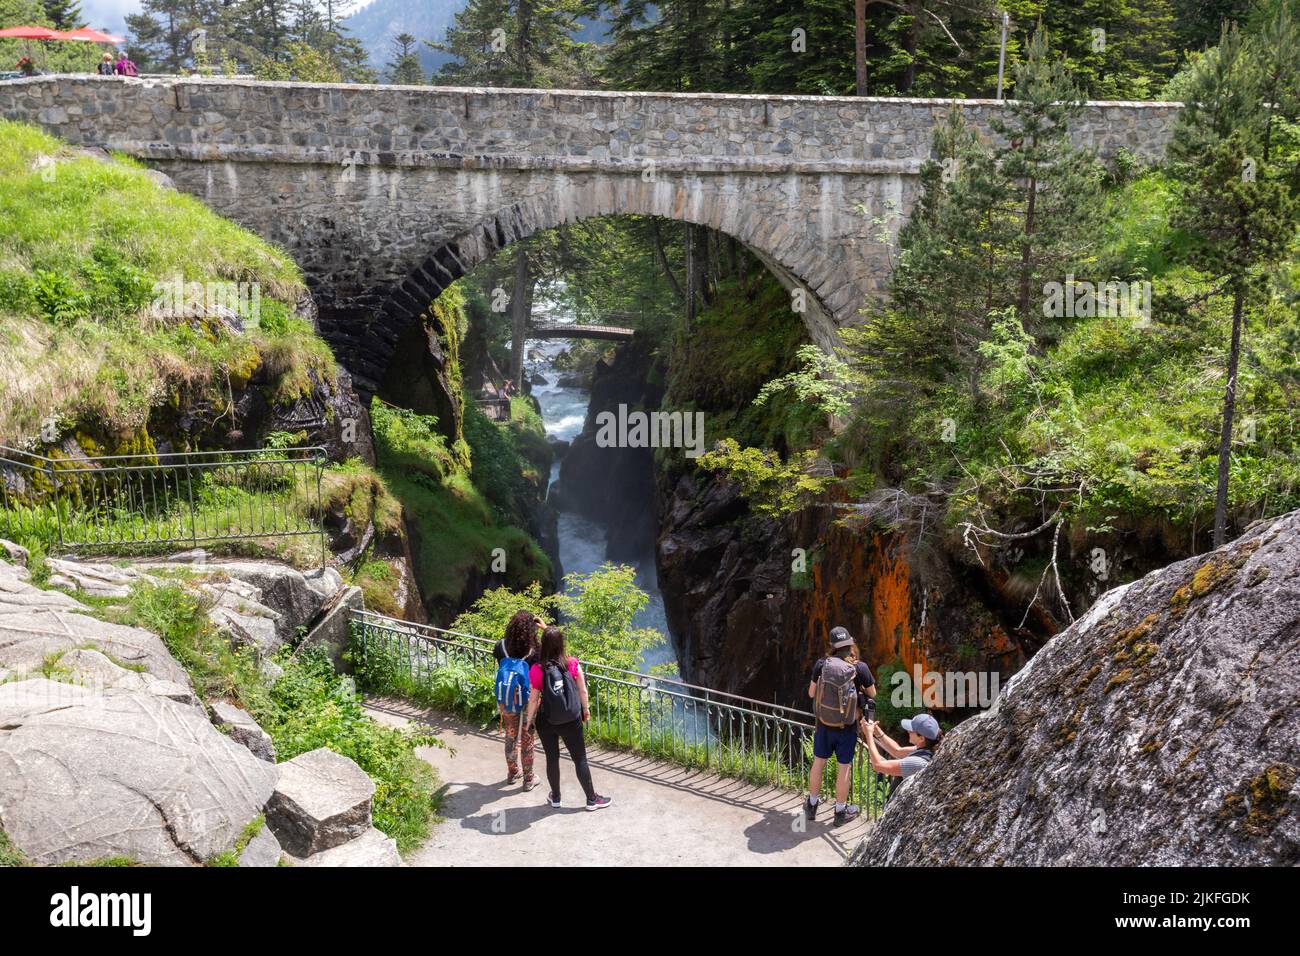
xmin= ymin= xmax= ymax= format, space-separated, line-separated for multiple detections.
xmin=336 ymin=178 xmax=849 ymax=396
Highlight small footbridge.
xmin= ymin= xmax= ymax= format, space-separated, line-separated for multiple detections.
xmin=527 ymin=321 xmax=636 ymax=342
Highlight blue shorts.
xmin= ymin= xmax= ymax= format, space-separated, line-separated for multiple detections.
xmin=814 ymin=724 xmax=858 ymax=765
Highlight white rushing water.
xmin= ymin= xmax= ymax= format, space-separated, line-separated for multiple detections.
xmin=524 ymin=307 xmax=677 ymax=676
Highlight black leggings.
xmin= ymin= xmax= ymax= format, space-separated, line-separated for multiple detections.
xmin=536 ymin=718 xmax=596 ymax=801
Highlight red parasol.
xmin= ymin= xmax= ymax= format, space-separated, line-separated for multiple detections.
xmin=61 ymin=27 xmax=126 ymax=44
xmin=0 ymin=26 xmax=63 ymax=39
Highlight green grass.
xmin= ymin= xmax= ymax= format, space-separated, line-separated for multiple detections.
xmin=372 ymin=397 xmax=552 ymax=616
xmin=207 ymin=815 xmax=266 ymax=867
xmin=849 ymin=171 xmax=1300 ymax=547
xmin=82 ymin=579 xmax=443 ymax=855
xmin=663 ymin=273 xmax=831 ymax=462
xmin=101 ymin=581 xmax=271 ymax=711
xmin=0 ymin=119 xmax=334 ymax=445
xmin=259 ymin=648 xmax=442 ymax=852
xmin=350 ymin=559 xmax=403 ymax=616
xmin=0 ymin=456 xmax=390 ymax=572
xmin=0 ymin=828 xmax=32 ymax=867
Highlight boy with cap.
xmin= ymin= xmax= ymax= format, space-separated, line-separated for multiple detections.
xmin=804 ymin=626 xmax=876 ymax=826
xmin=864 ymin=712 xmax=943 ymax=777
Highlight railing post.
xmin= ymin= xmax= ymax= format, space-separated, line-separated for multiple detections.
xmin=316 ymin=450 xmax=326 ymax=570
xmin=49 ymin=459 xmax=64 ymax=552
xmin=184 ymin=456 xmax=197 ymax=548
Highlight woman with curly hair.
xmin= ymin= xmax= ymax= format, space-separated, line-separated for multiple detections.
xmin=493 ymin=610 xmax=542 ymax=788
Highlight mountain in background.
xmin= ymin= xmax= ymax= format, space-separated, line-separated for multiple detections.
xmin=344 ymin=0 xmax=612 ymax=82
xmin=343 ymin=0 xmax=466 ymax=80
xmin=76 ymin=0 xmax=133 ymax=37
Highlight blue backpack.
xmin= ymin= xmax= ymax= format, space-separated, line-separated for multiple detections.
xmin=495 ymin=656 xmax=531 ymax=714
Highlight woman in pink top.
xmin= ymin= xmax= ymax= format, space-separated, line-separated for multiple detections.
xmin=524 ymin=627 xmax=611 ymax=811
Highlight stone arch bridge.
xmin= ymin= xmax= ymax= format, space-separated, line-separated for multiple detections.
xmin=0 ymin=76 xmax=1179 ymax=394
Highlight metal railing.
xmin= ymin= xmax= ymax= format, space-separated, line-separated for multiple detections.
xmin=350 ymin=609 xmax=886 ymax=818
xmin=0 ymin=444 xmax=327 ymax=564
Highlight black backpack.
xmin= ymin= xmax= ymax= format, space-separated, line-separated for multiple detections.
xmin=540 ymin=659 xmax=582 ymax=724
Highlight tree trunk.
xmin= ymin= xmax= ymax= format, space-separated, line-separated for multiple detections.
xmin=651 ymin=219 xmax=686 ymax=302
xmin=902 ymin=2 xmax=918 ymax=93
xmin=510 ymin=247 xmax=529 ymax=391
xmin=1213 ymin=289 xmax=1245 ymax=549
xmin=692 ymin=225 xmax=709 ymax=308
xmin=684 ymin=224 xmax=697 ymax=327
xmin=1018 ymin=174 xmax=1038 ymax=317
xmin=706 ymin=228 xmax=722 ymax=301
xmin=855 ymin=0 xmax=868 ymax=96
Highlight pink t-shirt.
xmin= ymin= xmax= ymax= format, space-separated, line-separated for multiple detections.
xmin=530 ymin=657 xmax=581 ymax=691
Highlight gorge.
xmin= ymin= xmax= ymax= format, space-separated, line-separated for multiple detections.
xmin=3 ymin=5 xmax=1299 ymax=872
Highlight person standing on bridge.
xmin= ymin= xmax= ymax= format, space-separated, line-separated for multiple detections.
xmin=805 ymin=627 xmax=876 ymax=827
xmin=495 ymin=611 xmax=542 ymax=790
xmin=113 ymin=51 xmax=139 ymax=77
xmin=525 ymin=627 xmax=611 ymax=811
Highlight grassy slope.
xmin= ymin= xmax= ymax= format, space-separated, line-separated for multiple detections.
xmin=0 ymin=120 xmax=332 ymax=445
xmin=660 ymin=272 xmax=830 ymax=480
xmin=887 ymin=172 xmax=1300 ymax=539
xmin=371 ymin=395 xmax=552 ymax=616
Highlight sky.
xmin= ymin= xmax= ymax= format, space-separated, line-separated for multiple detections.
xmin=77 ymin=0 xmax=380 ymax=38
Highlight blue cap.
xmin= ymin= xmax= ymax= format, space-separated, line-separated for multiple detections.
xmin=902 ymin=713 xmax=940 ymax=740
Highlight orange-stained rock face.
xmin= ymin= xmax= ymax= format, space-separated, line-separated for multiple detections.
xmin=658 ymin=474 xmax=1039 ymax=710
xmin=800 ymin=529 xmax=934 ymax=681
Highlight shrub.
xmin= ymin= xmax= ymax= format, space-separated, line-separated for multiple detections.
xmin=261 ymin=647 xmax=441 ymax=853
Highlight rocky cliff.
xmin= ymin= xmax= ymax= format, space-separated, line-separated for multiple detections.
xmin=552 ymin=336 xmax=663 ymax=560
xmin=657 ymin=473 xmax=1032 ymax=707
xmin=0 ymin=548 xmax=402 ymax=866
xmin=848 ymin=509 xmax=1300 ymax=866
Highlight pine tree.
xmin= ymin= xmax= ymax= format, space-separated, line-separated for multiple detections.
xmin=1029 ymin=0 xmax=1180 ymax=99
xmin=855 ymin=28 xmax=1105 ymax=412
xmin=125 ymin=0 xmax=201 ymax=72
xmin=1170 ymin=19 xmax=1299 ymax=547
xmin=42 ymin=0 xmax=84 ymax=30
xmin=388 ymin=31 xmax=426 ymax=84
xmin=433 ymin=0 xmax=591 ymax=88
xmin=992 ymin=27 xmax=1105 ymax=323
xmin=602 ymin=0 xmax=723 ymax=91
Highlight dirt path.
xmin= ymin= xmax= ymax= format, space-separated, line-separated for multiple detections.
xmin=365 ymin=698 xmax=870 ymax=867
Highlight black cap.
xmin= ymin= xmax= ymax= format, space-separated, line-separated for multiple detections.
xmin=830 ymin=626 xmax=854 ymax=650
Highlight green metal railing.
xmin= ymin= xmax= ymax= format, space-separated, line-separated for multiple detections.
xmin=0 ymin=444 xmax=327 ymax=564
xmin=350 ymin=609 xmax=887 ymax=818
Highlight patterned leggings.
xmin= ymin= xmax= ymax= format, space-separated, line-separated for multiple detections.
xmin=501 ymin=711 xmax=535 ymax=779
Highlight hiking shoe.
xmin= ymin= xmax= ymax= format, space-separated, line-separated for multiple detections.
xmin=804 ymin=796 xmax=818 ymax=822
xmin=833 ymin=804 xmax=860 ymax=827
xmin=523 ymin=774 xmax=538 ymax=792
xmin=585 ymin=794 xmax=612 ymax=811
xmin=546 ymin=792 xmax=562 ymax=808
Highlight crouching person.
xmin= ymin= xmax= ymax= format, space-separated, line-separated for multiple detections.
xmin=804 ymin=626 xmax=876 ymax=827
xmin=863 ymin=712 xmax=943 ymax=779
